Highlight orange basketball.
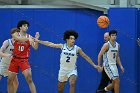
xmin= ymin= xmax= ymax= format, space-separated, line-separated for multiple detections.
xmin=97 ymin=16 xmax=110 ymax=28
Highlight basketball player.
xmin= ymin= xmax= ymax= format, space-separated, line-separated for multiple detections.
xmin=96 ymin=32 xmax=115 ymax=93
xmin=137 ymin=38 xmax=140 ymax=46
xmin=35 ymin=30 xmax=99 ymax=93
xmin=96 ymin=32 xmax=124 ymax=93
xmin=8 ymin=20 xmax=39 ymax=93
xmin=97 ymin=30 xmax=124 ymax=93
xmin=0 ymin=28 xmax=19 ymax=93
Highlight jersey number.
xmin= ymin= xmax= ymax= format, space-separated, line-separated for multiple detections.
xmin=18 ymin=46 xmax=24 ymax=51
xmin=66 ymin=56 xmax=70 ymax=62
xmin=113 ymin=53 xmax=116 ymax=59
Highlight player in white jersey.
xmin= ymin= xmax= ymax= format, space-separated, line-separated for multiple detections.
xmin=0 ymin=28 xmax=19 ymax=93
xmin=137 ymin=38 xmax=140 ymax=46
xmin=97 ymin=30 xmax=124 ymax=93
xmin=35 ymin=30 xmax=99 ymax=93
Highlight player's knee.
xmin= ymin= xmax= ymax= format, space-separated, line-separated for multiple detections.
xmin=70 ymin=80 xmax=76 ymax=87
xmin=58 ymin=83 xmax=63 ymax=90
xmin=114 ymin=78 xmax=120 ymax=85
xmin=26 ymin=75 xmax=33 ymax=84
xmin=58 ymin=83 xmax=64 ymax=91
xmin=8 ymin=77 xmax=15 ymax=84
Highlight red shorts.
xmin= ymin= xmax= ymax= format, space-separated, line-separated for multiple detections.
xmin=8 ymin=57 xmax=30 ymax=73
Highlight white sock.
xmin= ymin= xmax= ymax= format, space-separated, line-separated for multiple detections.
xmin=104 ymin=87 xmax=108 ymax=91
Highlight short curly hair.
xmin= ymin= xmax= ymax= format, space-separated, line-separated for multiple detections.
xmin=63 ymin=30 xmax=78 ymax=41
xmin=17 ymin=20 xmax=29 ymax=29
xmin=10 ymin=28 xmax=20 ymax=35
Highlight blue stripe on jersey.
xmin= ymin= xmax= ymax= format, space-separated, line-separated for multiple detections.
xmin=10 ymin=39 xmax=14 ymax=46
xmin=105 ymin=62 xmax=114 ymax=79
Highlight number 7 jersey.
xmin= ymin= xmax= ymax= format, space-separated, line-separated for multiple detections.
xmin=13 ymin=33 xmax=30 ymax=58
xmin=104 ymin=41 xmax=119 ymax=65
xmin=60 ymin=43 xmax=79 ymax=70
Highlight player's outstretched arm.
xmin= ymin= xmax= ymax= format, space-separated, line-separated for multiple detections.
xmin=12 ymin=32 xmax=28 ymax=42
xmin=35 ymin=39 xmax=62 ymax=48
xmin=137 ymin=38 xmax=140 ymax=47
xmin=78 ymin=47 xmax=98 ymax=69
xmin=0 ymin=40 xmax=12 ymax=57
xmin=116 ymin=45 xmax=124 ymax=73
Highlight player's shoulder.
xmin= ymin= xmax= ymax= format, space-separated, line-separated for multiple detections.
xmin=74 ymin=44 xmax=79 ymax=48
xmin=74 ymin=45 xmax=81 ymax=51
xmin=103 ymin=42 xmax=109 ymax=47
xmin=3 ymin=39 xmax=9 ymax=45
xmin=116 ymin=41 xmax=119 ymax=45
xmin=1 ymin=39 xmax=10 ymax=48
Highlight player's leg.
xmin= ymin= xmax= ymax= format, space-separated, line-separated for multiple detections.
xmin=68 ymin=69 xmax=77 ymax=93
xmin=110 ymin=79 xmax=114 ymax=93
xmin=13 ymin=75 xmax=19 ymax=93
xmin=58 ymin=81 xmax=65 ymax=93
xmin=69 ymin=75 xmax=77 ymax=93
xmin=58 ymin=69 xmax=68 ymax=93
xmin=20 ymin=59 xmax=36 ymax=93
xmin=96 ymin=68 xmax=110 ymax=93
xmin=113 ymin=78 xmax=120 ymax=93
xmin=8 ymin=72 xmax=17 ymax=93
xmin=105 ymin=78 xmax=120 ymax=93
xmin=22 ymin=68 xmax=36 ymax=93
xmin=8 ymin=58 xmax=18 ymax=93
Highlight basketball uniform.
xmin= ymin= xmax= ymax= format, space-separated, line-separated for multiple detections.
xmin=104 ymin=41 xmax=119 ymax=80
xmin=8 ymin=33 xmax=31 ymax=73
xmin=0 ymin=39 xmax=14 ymax=77
xmin=58 ymin=43 xmax=79 ymax=82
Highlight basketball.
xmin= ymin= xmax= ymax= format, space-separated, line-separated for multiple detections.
xmin=97 ymin=16 xmax=110 ymax=28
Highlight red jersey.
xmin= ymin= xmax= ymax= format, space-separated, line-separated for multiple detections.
xmin=13 ymin=33 xmax=30 ymax=58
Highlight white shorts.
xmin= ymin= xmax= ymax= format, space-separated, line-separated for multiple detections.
xmin=0 ymin=62 xmax=10 ymax=77
xmin=58 ymin=68 xmax=77 ymax=82
xmin=104 ymin=62 xmax=119 ymax=80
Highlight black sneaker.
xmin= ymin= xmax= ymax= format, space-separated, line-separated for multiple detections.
xmin=96 ymin=89 xmax=107 ymax=93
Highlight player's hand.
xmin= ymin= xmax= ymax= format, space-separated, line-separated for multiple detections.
xmin=29 ymin=36 xmax=34 ymax=44
xmin=120 ymin=66 xmax=125 ymax=74
xmin=34 ymin=38 xmax=40 ymax=43
xmin=35 ymin=32 xmax=40 ymax=39
xmin=137 ymin=38 xmax=140 ymax=46
xmin=97 ymin=66 xmax=103 ymax=72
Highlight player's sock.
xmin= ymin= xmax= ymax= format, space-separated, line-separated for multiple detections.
xmin=104 ymin=87 xmax=108 ymax=91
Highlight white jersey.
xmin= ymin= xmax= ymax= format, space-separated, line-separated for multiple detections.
xmin=0 ymin=39 xmax=14 ymax=65
xmin=103 ymin=52 xmax=107 ymax=66
xmin=60 ymin=43 xmax=79 ymax=70
xmin=104 ymin=41 xmax=119 ymax=65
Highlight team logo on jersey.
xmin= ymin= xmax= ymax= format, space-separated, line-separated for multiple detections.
xmin=111 ymin=50 xmax=118 ymax=52
xmin=64 ymin=52 xmax=75 ymax=56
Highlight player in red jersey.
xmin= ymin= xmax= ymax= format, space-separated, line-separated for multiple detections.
xmin=8 ymin=20 xmax=39 ymax=93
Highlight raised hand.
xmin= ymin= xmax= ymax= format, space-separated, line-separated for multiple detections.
xmin=35 ymin=32 xmax=40 ymax=39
